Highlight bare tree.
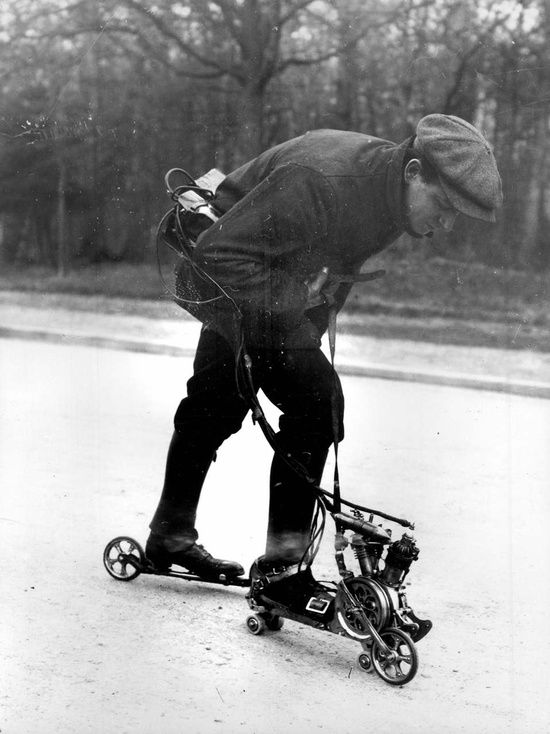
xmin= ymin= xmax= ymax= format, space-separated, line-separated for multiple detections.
xmin=87 ymin=0 xmax=386 ymax=159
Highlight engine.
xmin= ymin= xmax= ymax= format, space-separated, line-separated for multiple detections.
xmin=331 ymin=511 xmax=431 ymax=644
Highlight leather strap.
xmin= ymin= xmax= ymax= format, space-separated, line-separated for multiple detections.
xmin=327 ymin=305 xmax=341 ymax=515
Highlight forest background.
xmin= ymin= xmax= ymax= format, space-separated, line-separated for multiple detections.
xmin=0 ymin=0 xmax=549 ymax=351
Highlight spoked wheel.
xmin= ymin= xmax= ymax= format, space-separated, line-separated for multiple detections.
xmin=337 ymin=578 xmax=391 ymax=640
xmin=347 ymin=578 xmax=391 ymax=630
xmin=371 ymin=628 xmax=418 ymax=685
xmin=103 ymin=536 xmax=145 ymax=581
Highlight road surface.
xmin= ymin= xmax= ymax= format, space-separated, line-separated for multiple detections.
xmin=1 ymin=338 xmax=549 ymax=733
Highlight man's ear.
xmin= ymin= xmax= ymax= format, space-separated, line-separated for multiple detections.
xmin=404 ymin=158 xmax=422 ymax=183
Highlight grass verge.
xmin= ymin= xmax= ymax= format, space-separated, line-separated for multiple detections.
xmin=1 ymin=254 xmax=549 ymax=352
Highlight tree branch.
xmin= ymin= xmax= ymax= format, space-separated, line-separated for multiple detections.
xmin=278 ymin=0 xmax=319 ymax=28
xmin=116 ymin=0 xmax=231 ymax=74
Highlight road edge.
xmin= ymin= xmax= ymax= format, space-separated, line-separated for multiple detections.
xmin=2 ymin=325 xmax=549 ymax=400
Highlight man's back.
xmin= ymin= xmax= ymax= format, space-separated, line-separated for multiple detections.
xmin=215 ymin=129 xmax=398 ymax=215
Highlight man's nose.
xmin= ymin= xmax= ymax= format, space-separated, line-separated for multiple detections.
xmin=439 ymin=210 xmax=458 ymax=231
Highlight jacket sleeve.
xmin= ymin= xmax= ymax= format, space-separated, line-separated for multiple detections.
xmin=194 ymin=163 xmax=337 ymax=339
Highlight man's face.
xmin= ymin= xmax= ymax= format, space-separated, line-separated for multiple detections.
xmin=404 ymin=159 xmax=459 ymax=237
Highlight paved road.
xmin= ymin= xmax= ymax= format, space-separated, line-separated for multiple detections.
xmin=1 ymin=290 xmax=549 ymax=398
xmin=1 ymin=338 xmax=549 ymax=733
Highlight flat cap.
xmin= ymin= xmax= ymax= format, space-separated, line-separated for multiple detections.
xmin=415 ymin=114 xmax=503 ymax=222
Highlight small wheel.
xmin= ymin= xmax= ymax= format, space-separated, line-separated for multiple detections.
xmin=246 ymin=614 xmax=266 ymax=635
xmin=103 ymin=536 xmax=145 ymax=581
xmin=357 ymin=652 xmax=373 ymax=672
xmin=371 ymin=628 xmax=418 ymax=685
xmin=265 ymin=614 xmax=284 ymax=631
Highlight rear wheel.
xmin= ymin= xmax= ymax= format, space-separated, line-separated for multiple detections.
xmin=265 ymin=614 xmax=284 ymax=631
xmin=246 ymin=614 xmax=266 ymax=635
xmin=357 ymin=651 xmax=373 ymax=672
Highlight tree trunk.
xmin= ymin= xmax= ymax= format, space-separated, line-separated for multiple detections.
xmin=57 ymin=152 xmax=67 ymax=277
xmin=233 ymin=81 xmax=266 ymax=163
xmin=520 ymin=111 xmax=549 ymax=268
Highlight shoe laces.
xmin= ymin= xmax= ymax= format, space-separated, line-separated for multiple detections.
xmin=193 ymin=544 xmax=214 ymax=560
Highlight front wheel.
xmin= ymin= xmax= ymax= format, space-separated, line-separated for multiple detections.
xmin=371 ymin=628 xmax=418 ymax=685
xmin=103 ymin=536 xmax=145 ymax=581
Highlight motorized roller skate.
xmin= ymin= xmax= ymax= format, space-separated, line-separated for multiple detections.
xmin=245 ymin=557 xmax=336 ymax=634
xmin=103 ymin=535 xmax=250 ymax=587
xmin=245 ymin=510 xmax=432 ymax=686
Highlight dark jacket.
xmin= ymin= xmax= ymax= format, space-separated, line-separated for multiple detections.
xmin=189 ymin=129 xmax=413 ymax=348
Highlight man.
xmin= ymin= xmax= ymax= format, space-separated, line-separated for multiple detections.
xmin=145 ymin=114 xmax=502 ymax=599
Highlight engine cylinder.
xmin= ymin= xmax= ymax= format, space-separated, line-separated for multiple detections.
xmin=379 ymin=532 xmax=419 ymax=588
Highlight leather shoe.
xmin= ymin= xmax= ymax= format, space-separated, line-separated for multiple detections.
xmin=146 ymin=533 xmax=244 ymax=579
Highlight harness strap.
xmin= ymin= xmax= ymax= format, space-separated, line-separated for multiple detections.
xmin=327 ymin=305 xmax=342 ymax=515
xmin=324 ymin=268 xmax=386 ymax=517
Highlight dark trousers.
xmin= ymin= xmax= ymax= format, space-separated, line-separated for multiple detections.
xmin=149 ymin=327 xmax=344 ymax=562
